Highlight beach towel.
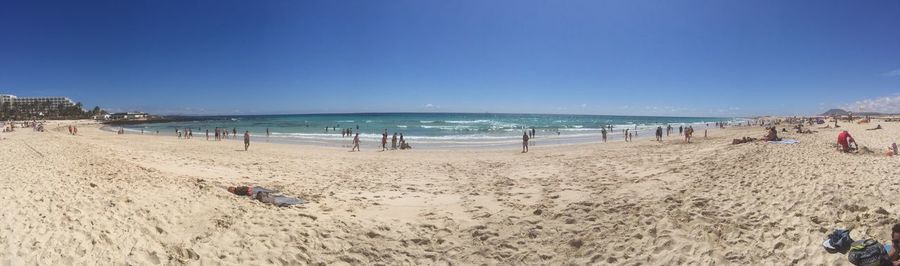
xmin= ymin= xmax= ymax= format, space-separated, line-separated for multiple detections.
xmin=768 ymin=139 xmax=799 ymax=144
xmin=255 ymin=192 xmax=305 ymax=207
xmin=228 ymin=186 xmax=304 ymax=207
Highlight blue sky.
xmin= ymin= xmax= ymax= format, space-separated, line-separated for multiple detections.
xmin=1 ymin=0 xmax=899 ymax=116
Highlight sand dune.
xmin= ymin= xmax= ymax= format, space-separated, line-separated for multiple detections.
xmin=1 ymin=120 xmax=898 ymax=264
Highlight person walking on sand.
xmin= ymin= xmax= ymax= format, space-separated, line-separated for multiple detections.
xmin=655 ymin=126 xmax=663 ymax=142
xmin=381 ymin=129 xmax=388 ymax=151
xmin=243 ymin=131 xmax=250 ymax=151
xmin=206 ymin=129 xmax=209 ymax=140
xmin=684 ymin=126 xmax=693 ymax=143
xmin=351 ymin=133 xmax=360 ymax=151
xmin=391 ymin=132 xmax=398 ymax=150
xmin=522 ymin=131 xmax=530 ymax=153
xmin=233 ymin=128 xmax=237 ymax=139
xmin=601 ymin=128 xmax=607 ymax=143
xmin=624 ymin=129 xmax=629 ymax=142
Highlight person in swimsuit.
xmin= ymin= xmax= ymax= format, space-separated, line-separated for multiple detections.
xmin=351 ymin=133 xmax=360 ymax=152
xmin=522 ymin=131 xmax=530 ymax=153
xmin=243 ymin=131 xmax=251 ymax=151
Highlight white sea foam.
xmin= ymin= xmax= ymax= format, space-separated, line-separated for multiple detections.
xmin=445 ymin=120 xmax=491 ymax=124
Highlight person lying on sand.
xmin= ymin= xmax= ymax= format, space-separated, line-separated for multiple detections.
xmin=732 ymin=137 xmax=757 ymax=145
xmin=227 ymin=186 xmax=304 ymax=207
xmin=837 ymin=130 xmax=857 ymax=153
xmin=867 ymin=124 xmax=883 ymax=131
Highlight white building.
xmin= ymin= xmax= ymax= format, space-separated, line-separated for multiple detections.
xmin=109 ymin=112 xmax=149 ymax=120
xmin=0 ymin=94 xmax=80 ymax=117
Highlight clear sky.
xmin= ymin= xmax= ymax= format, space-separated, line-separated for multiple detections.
xmin=2 ymin=0 xmax=899 ymax=116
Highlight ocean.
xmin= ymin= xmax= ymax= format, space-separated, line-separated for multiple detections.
xmin=108 ymin=113 xmax=740 ymax=149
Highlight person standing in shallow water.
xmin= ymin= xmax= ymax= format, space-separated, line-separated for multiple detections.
xmin=243 ymin=131 xmax=251 ymax=151
xmin=522 ymin=131 xmax=530 ymax=153
xmin=601 ymin=128 xmax=607 ymax=143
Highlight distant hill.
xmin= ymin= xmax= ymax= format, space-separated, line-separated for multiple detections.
xmin=820 ymin=108 xmax=890 ymax=117
xmin=820 ymin=109 xmax=849 ymax=116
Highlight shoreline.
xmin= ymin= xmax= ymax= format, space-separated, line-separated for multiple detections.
xmin=97 ymin=122 xmax=726 ymax=151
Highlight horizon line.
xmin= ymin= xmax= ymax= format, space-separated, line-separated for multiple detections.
xmin=153 ymin=111 xmax=742 ymax=119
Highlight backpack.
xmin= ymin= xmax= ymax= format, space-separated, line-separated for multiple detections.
xmin=823 ymin=229 xmax=854 ymax=253
xmin=847 ymin=239 xmax=890 ymax=266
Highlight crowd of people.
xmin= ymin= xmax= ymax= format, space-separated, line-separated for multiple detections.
xmin=347 ymin=128 xmax=412 ymax=152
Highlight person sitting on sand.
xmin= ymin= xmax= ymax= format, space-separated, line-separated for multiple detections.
xmin=763 ymin=127 xmax=781 ymax=142
xmin=882 ymin=224 xmax=900 ymax=264
xmin=400 ymin=141 xmax=412 ymax=150
xmin=867 ymin=124 xmax=883 ymax=131
xmin=837 ymin=130 xmax=857 ymax=153
xmin=888 ymin=143 xmax=899 ymax=157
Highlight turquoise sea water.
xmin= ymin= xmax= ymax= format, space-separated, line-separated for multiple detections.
xmin=110 ymin=113 xmax=740 ymax=148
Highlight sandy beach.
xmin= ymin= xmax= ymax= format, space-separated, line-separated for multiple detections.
xmin=2 ymin=119 xmax=899 ymax=265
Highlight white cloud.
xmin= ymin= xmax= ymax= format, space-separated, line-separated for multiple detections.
xmin=424 ymin=103 xmax=437 ymax=109
xmin=885 ymin=69 xmax=900 ymax=77
xmin=842 ymin=94 xmax=900 ymax=113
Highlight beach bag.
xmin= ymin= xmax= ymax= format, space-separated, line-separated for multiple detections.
xmin=847 ymin=239 xmax=889 ymax=266
xmin=823 ymin=229 xmax=854 ymax=253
